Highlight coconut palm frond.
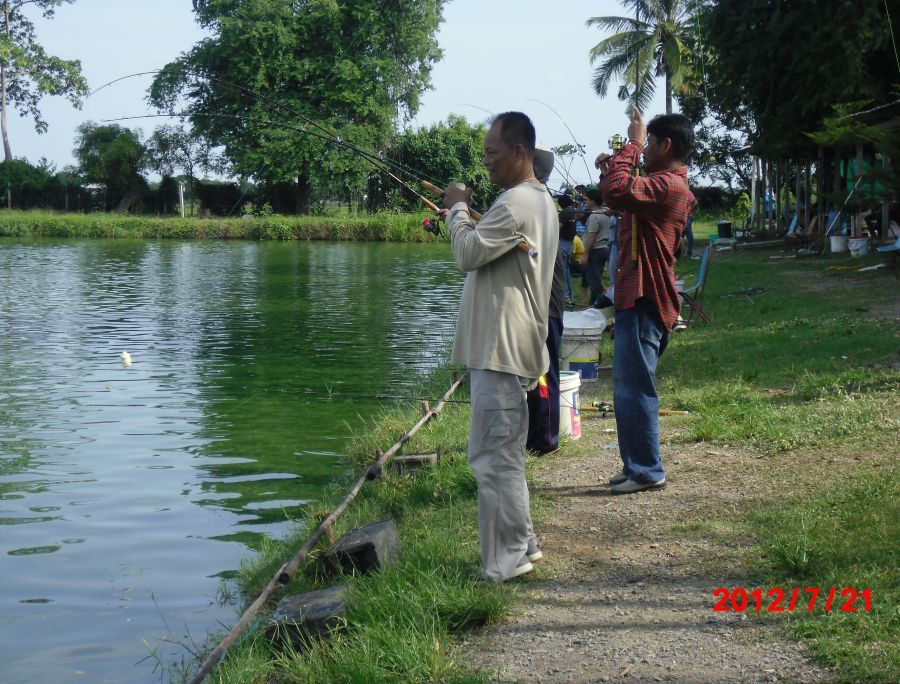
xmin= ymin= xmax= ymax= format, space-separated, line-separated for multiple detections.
xmin=663 ymin=34 xmax=690 ymax=89
xmin=586 ymin=15 xmax=646 ymax=34
xmin=589 ymin=30 xmax=644 ymax=63
xmin=591 ymin=47 xmax=639 ymax=97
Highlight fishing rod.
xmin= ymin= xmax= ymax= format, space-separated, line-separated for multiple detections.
xmin=104 ymin=112 xmax=446 ymax=217
xmin=527 ymin=97 xmax=594 ymax=182
xmin=630 ymin=2 xmax=642 ymax=266
xmin=91 ymin=70 xmax=445 ymax=190
xmin=95 ymin=71 xmax=490 ymax=224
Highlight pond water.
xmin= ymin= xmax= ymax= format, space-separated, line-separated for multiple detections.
xmin=0 ymin=239 xmax=463 ymax=683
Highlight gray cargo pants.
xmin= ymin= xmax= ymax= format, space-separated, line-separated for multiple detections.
xmin=468 ymin=368 xmax=536 ymax=581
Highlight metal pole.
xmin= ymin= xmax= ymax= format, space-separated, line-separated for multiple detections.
xmin=179 ymin=180 xmax=185 ymax=218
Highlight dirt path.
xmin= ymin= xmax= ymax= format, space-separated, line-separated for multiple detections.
xmin=461 ymin=413 xmax=855 ymax=683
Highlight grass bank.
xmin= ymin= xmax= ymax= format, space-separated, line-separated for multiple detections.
xmin=0 ymin=209 xmax=445 ymax=242
xmin=196 ymin=370 xmax=527 ymax=683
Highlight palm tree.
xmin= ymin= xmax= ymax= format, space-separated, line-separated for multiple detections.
xmin=587 ymin=0 xmax=702 ymax=115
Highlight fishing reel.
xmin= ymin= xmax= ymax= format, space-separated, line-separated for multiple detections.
xmin=609 ymin=133 xmax=626 ymax=151
xmin=421 ymin=217 xmax=443 ymax=237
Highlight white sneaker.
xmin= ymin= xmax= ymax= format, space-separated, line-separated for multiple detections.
xmin=609 ymin=477 xmax=667 ymax=494
xmin=512 ymin=555 xmax=535 ymax=578
xmin=527 ymin=538 xmax=543 ymax=562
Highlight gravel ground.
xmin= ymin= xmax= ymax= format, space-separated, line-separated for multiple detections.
xmin=461 ymin=412 xmax=854 ymax=683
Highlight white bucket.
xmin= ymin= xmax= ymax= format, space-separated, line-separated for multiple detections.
xmin=830 ymin=235 xmax=848 ymax=253
xmin=559 ymin=371 xmax=581 ymax=440
xmin=848 ymin=237 xmax=870 ymax=257
xmin=562 ymin=309 xmax=607 ymax=381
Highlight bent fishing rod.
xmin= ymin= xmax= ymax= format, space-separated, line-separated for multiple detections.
xmin=91 ymin=70 xmax=444 ymax=191
xmin=104 ymin=111 xmax=451 ymax=218
xmin=93 ymin=71 xmax=479 ymax=220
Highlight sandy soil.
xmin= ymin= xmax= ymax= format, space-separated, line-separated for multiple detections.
xmin=458 ymin=410 xmax=886 ymax=683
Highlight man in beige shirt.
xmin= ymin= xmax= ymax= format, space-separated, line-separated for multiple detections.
xmin=443 ymin=112 xmax=559 ymax=582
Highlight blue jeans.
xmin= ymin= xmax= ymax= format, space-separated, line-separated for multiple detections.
xmin=558 ymin=240 xmax=574 ymax=299
xmin=613 ymin=299 xmax=669 ymax=483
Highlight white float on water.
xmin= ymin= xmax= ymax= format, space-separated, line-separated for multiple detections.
xmin=120 ymin=351 xmax=132 ymax=367
xmin=561 ymin=308 xmax=607 ymax=381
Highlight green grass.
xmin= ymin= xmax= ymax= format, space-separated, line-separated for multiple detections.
xmin=749 ymin=469 xmax=899 ymax=682
xmin=0 ymin=209 xmax=445 ymax=242
xmin=207 ymin=377 xmax=524 ymax=683
xmin=661 ymin=251 xmax=899 ymax=453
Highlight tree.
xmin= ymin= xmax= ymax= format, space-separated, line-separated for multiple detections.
xmin=147 ymin=124 xmax=211 ymax=216
xmin=0 ymin=0 xmax=89 ymax=162
xmin=74 ymin=122 xmax=148 ymax=212
xmin=587 ymin=0 xmax=703 ymax=115
xmin=149 ymin=0 xmax=446 ymax=214
xmin=704 ymin=0 xmax=896 ymax=157
xmin=366 ymin=115 xmax=497 ymax=212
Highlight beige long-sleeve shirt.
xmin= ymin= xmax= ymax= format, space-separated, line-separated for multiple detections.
xmin=448 ymin=181 xmax=559 ymax=379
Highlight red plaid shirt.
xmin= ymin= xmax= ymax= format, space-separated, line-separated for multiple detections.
xmin=599 ymin=141 xmax=695 ymax=332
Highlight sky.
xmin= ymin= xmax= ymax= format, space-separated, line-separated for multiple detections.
xmin=16 ymin=0 xmax=669 ymax=189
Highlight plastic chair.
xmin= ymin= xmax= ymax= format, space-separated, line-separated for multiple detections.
xmin=679 ymin=245 xmax=713 ymax=325
xmin=876 ymin=232 xmax=900 ymax=253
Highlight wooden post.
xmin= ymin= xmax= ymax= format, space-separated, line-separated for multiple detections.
xmin=774 ymin=161 xmax=781 ymax=234
xmin=804 ymin=161 xmax=812 ymax=236
xmin=817 ymin=147 xmax=825 ymax=241
xmin=855 ymin=144 xmax=864 ymax=237
xmin=179 ymin=181 xmax=185 ymax=218
xmin=883 ymin=151 xmax=891 ymax=242
xmin=750 ymin=155 xmax=758 ymax=228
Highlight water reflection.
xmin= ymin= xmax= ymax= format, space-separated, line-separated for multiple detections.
xmin=0 ymin=238 xmax=463 ymax=683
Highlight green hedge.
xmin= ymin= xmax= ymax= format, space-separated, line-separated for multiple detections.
xmin=0 ymin=210 xmax=446 ymax=243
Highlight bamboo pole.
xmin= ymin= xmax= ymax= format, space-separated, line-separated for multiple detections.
xmin=188 ymin=372 xmax=469 ymax=684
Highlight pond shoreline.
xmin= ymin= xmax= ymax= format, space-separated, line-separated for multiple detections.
xmin=0 ymin=209 xmax=446 ymax=242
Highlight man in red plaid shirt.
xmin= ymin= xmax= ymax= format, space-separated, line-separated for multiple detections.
xmin=596 ymin=109 xmax=696 ymax=494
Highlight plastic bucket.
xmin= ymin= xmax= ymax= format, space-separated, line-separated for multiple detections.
xmin=830 ymin=235 xmax=848 ymax=253
xmin=848 ymin=237 xmax=870 ymax=257
xmin=559 ymin=371 xmax=582 ymax=440
xmin=562 ymin=309 xmax=607 ymax=381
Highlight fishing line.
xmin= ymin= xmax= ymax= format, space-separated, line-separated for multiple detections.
xmin=91 ymin=69 xmax=444 ymax=189
xmin=104 ymin=112 xmax=438 ymax=209
xmin=527 ymin=97 xmax=594 ymax=182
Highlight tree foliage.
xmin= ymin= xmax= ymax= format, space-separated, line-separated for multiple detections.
xmin=366 ymin=115 xmax=497 ymax=212
xmin=0 ymin=0 xmax=89 ymax=161
xmin=587 ymin=0 xmax=704 ymax=115
xmin=705 ymin=0 xmax=897 ymax=157
xmin=148 ymin=0 xmax=446 ymax=214
xmin=147 ymin=124 xmax=212 ymax=216
xmin=74 ymin=122 xmax=148 ymax=212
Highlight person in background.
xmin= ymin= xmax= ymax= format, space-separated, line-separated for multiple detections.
xmin=574 ymin=184 xmax=589 ymax=236
xmin=444 ymin=111 xmax=558 ymax=581
xmin=683 ymin=212 xmax=695 ymax=258
xmin=557 ymin=193 xmax=578 ymax=303
xmin=596 ymin=109 xmax=695 ymax=494
xmin=571 ymin=233 xmax=589 ymax=302
xmin=527 ymin=146 xmax=564 ymax=456
xmin=581 ymin=188 xmax=611 ymax=307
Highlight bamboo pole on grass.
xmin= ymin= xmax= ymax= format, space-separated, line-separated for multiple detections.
xmin=187 ymin=371 xmax=469 ymax=684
